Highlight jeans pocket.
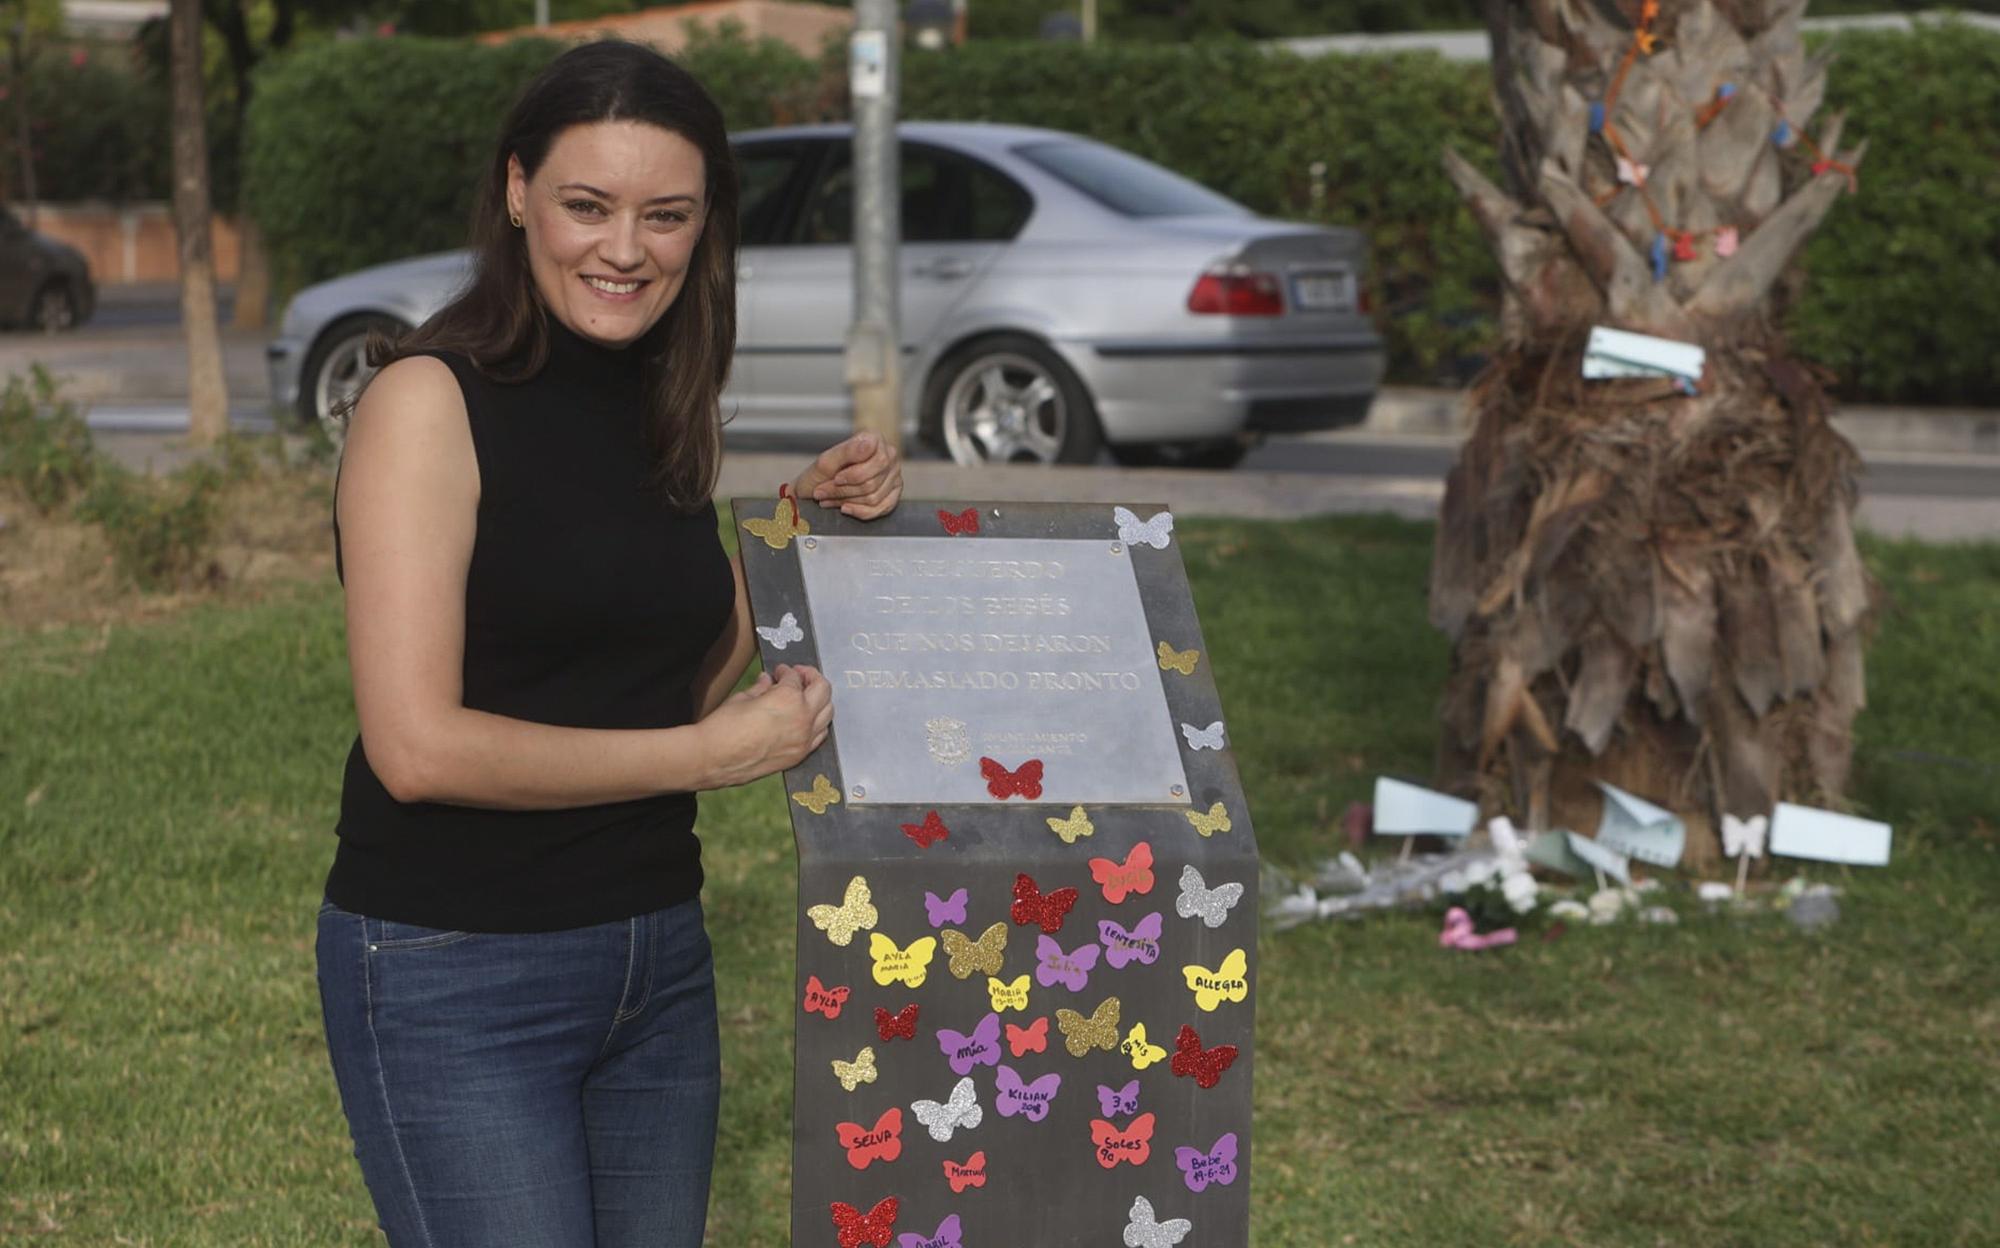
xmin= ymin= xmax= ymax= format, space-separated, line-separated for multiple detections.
xmin=368 ymin=916 xmax=475 ymax=951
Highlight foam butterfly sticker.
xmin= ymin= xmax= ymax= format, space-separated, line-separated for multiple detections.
xmin=742 ymin=486 xmax=810 ymax=551
xmin=1113 ymin=505 xmax=1175 ymax=550
xmin=1011 ymin=873 xmax=1079 ymax=933
xmin=1005 ymin=1015 xmax=1049 ymax=1057
xmin=923 ymin=888 xmax=969 ymax=928
xmin=942 ymin=1151 xmax=987 ymax=1194
xmin=1089 ymin=841 xmax=1155 ymax=904
xmin=1122 ymin=1195 xmax=1192 ymax=1248
xmin=1120 ymin=1022 xmax=1168 ymax=1071
xmin=1035 ymin=934 xmax=1100 ymax=993
xmin=1175 ymin=866 xmax=1244 ymax=929
xmin=1174 ymin=1132 xmax=1240 ymax=1193
xmin=831 ymin=1045 xmax=878 ymax=1092
xmin=1170 ymin=1024 xmax=1238 ymax=1090
xmin=910 ymin=1075 xmax=983 ymax=1142
xmin=869 ymin=932 xmax=938 ymax=989
xmin=809 ymin=875 xmax=878 ymax=946
xmin=1156 ymin=641 xmax=1200 ymax=676
xmin=1090 ymin=1112 xmax=1156 ymax=1169
xmin=900 ymin=809 xmax=950 ymax=850
xmin=935 ymin=1011 xmax=1003 ymax=1076
xmin=1183 ymin=802 xmax=1232 ymax=837
xmin=986 ymin=973 xmax=1031 ymax=1013
xmin=804 ymin=974 xmax=851 ymax=1019
xmin=875 ymin=1003 xmax=919 ymax=1042
xmin=829 ymin=1196 xmax=898 ymax=1248
xmin=937 ymin=507 xmax=981 ymax=536
xmin=1097 ymin=911 xmax=1163 ymax=969
xmin=792 ymin=774 xmax=841 ymax=815
xmin=755 ymin=611 xmax=804 ymax=651
xmin=1181 ymin=947 xmax=1250 ymax=1012
xmin=1055 ymin=996 xmax=1122 ymax=1057
xmin=980 ymin=756 xmax=1044 ymax=800
xmin=834 ymin=1106 xmax=903 ymax=1170
xmin=994 ymin=1064 xmax=1062 ymax=1123
xmin=1096 ymin=1078 xmax=1141 ymax=1118
xmin=896 ymin=1213 xmax=964 ymax=1248
xmin=939 ymin=921 xmax=1007 ymax=979
xmin=1045 ymin=805 xmax=1096 ymax=844
xmin=1722 ymin=813 xmax=1768 ymax=859
xmin=1178 ymin=721 xmax=1225 ymax=751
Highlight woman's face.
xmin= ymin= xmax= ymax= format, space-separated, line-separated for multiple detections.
xmin=506 ymin=120 xmax=707 ymax=349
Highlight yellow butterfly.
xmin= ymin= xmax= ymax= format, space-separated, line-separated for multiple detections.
xmin=987 ymin=973 xmax=1030 ymax=1013
xmin=1045 ymin=806 xmax=1096 ymax=845
xmin=1183 ymin=801 xmax=1232 ymax=838
xmin=870 ymin=932 xmax=938 ymax=989
xmin=791 ymin=774 xmax=840 ymax=815
xmin=1182 ymin=947 xmax=1250 ymax=1012
xmin=831 ymin=1045 xmax=877 ymax=1092
xmin=1156 ymin=641 xmax=1201 ymax=676
xmin=1121 ymin=1022 xmax=1168 ymax=1071
xmin=807 ymin=875 xmax=877 ymax=947
xmin=940 ymin=922 xmax=1007 ymax=979
xmin=742 ymin=494 xmax=810 ymax=551
xmin=1054 ymin=996 xmax=1122 ymax=1057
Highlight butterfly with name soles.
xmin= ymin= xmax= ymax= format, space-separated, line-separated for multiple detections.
xmin=1090 ymin=1112 xmax=1156 ymax=1168
xmin=808 ymin=875 xmax=878 ymax=946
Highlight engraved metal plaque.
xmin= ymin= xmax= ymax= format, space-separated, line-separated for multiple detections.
xmin=796 ymin=535 xmax=1190 ymax=806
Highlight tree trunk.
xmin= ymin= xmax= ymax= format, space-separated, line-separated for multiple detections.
xmin=170 ymin=0 xmax=228 ymax=444
xmin=1432 ymin=0 xmax=1872 ymax=870
xmin=231 ymin=215 xmax=270 ymax=330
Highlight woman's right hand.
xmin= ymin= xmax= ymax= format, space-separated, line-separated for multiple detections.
xmin=699 ymin=663 xmax=833 ymax=788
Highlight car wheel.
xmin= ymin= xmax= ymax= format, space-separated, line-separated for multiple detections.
xmin=924 ymin=335 xmax=1102 ymax=466
xmin=31 ymin=281 xmax=76 ymax=333
xmin=299 ymin=314 xmax=404 ymax=440
xmin=1108 ymin=439 xmax=1252 ymax=471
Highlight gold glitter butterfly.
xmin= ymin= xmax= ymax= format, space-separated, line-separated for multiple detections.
xmin=791 ymin=774 xmax=840 ymax=815
xmin=869 ymin=932 xmax=938 ymax=989
xmin=1045 ymin=806 xmax=1095 ymax=845
xmin=807 ymin=875 xmax=877 ymax=947
xmin=940 ymin=921 xmax=1008 ymax=979
xmin=1183 ymin=802 xmax=1232 ymax=838
xmin=742 ymin=494 xmax=810 ymax=551
xmin=1121 ymin=1021 xmax=1168 ymax=1071
xmin=831 ymin=1045 xmax=877 ymax=1092
xmin=987 ymin=973 xmax=1030 ymax=1013
xmin=1182 ymin=947 xmax=1250 ymax=1012
xmin=1055 ymin=996 xmax=1122 ymax=1057
xmin=1156 ymin=641 xmax=1201 ymax=676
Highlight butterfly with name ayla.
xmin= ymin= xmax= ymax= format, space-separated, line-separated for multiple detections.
xmin=754 ymin=611 xmax=804 ymax=650
xmin=809 ymin=875 xmax=878 ymax=946
xmin=869 ymin=932 xmax=938 ymax=989
xmin=910 ymin=1075 xmax=983 ymax=1142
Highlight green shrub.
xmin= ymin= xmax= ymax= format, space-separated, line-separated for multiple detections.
xmin=0 ymin=365 xmax=97 ymax=512
xmin=76 ymin=462 xmax=222 ymax=592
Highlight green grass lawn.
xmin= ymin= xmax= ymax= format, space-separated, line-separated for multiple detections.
xmin=2 ymin=516 xmax=1996 ymax=1245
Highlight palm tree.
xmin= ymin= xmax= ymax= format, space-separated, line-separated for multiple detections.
xmin=1432 ymin=0 xmax=1871 ymax=869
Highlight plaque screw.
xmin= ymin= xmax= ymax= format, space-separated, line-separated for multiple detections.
xmin=803 ymin=537 xmax=818 ymax=550
xmin=851 ymin=786 xmax=866 ymax=799
xmin=991 ymin=508 xmax=1001 ymax=519
xmin=1110 ymin=542 xmax=1124 ymax=555
xmin=1170 ymin=784 xmax=1185 ymax=797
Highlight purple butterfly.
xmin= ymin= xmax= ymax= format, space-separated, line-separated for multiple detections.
xmin=897 ymin=1213 xmax=965 ymax=1248
xmin=1097 ymin=911 xmax=1163 ymax=969
xmin=935 ymin=1011 xmax=1002 ymax=1076
xmin=924 ymin=887 xmax=969 ymax=928
xmin=1174 ymin=1132 xmax=1240 ymax=1193
xmin=1096 ymin=1079 xmax=1141 ymax=1118
xmin=1034 ymin=933 xmax=1101 ymax=993
xmin=994 ymin=1064 xmax=1062 ymax=1123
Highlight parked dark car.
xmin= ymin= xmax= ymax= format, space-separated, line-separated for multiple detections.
xmin=0 ymin=206 xmax=94 ymax=331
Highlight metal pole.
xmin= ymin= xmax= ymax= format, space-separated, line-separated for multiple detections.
xmin=534 ymin=0 xmax=549 ymax=29
xmin=846 ymin=0 xmax=901 ymax=447
xmin=1082 ymin=0 xmax=1096 ymax=42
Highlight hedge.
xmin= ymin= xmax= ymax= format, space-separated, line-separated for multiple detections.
xmin=244 ymin=23 xmax=2000 ymax=405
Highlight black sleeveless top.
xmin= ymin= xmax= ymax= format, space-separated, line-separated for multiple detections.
xmin=325 ymin=319 xmax=735 ymax=933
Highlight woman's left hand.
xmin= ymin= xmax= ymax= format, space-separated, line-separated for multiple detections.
xmin=793 ymin=431 xmax=903 ymax=520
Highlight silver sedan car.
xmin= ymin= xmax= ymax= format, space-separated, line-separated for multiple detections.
xmin=268 ymin=121 xmax=1384 ymax=467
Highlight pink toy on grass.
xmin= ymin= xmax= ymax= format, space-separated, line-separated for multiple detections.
xmin=1439 ymin=906 xmax=1517 ymax=951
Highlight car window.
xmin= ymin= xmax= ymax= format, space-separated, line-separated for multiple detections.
xmin=735 ymin=140 xmax=815 ymax=247
xmin=1010 ymin=141 xmax=1249 ymax=218
xmin=797 ymin=142 xmax=1032 ymax=245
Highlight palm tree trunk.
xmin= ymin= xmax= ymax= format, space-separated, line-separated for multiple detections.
xmin=170 ymin=0 xmax=228 ymax=444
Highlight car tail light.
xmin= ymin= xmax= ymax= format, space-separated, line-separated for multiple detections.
xmin=1187 ymin=267 xmax=1284 ymax=317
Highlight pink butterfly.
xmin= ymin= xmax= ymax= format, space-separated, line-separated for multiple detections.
xmin=934 ymin=1011 xmax=1002 ymax=1076
xmin=994 ymin=1064 xmax=1062 ymax=1123
xmin=1174 ymin=1131 xmax=1240 ymax=1192
xmin=1096 ymin=1079 xmax=1141 ymax=1118
xmin=1088 ymin=841 xmax=1155 ymax=903
xmin=834 ymin=1107 xmax=903 ymax=1170
xmin=942 ymin=1151 xmax=986 ymax=1194
xmin=923 ymin=887 xmax=969 ymax=928
xmin=896 ymin=1213 xmax=964 ymax=1248
xmin=803 ymin=975 xmax=850 ymax=1019
xmin=1096 ymin=911 xmax=1163 ymax=968
xmin=1034 ymin=933 xmax=1100 ymax=993
xmin=1090 ymin=1112 xmax=1155 ymax=1168
xmin=1006 ymin=1015 xmax=1049 ymax=1057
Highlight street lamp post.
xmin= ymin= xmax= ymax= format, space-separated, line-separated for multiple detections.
xmin=847 ymin=0 xmax=901 ymax=447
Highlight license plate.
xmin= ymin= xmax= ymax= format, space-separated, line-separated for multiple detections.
xmin=1291 ymin=271 xmax=1351 ymax=310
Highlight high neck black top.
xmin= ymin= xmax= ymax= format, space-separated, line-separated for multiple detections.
xmin=326 ymin=318 xmax=735 ymax=933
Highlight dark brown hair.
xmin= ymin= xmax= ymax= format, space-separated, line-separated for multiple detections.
xmin=375 ymin=40 xmax=738 ymax=509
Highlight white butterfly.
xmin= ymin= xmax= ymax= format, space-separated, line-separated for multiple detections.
xmin=1113 ymin=506 xmax=1175 ymax=550
xmin=755 ymin=611 xmax=804 ymax=651
xmin=1721 ymin=813 xmax=1768 ymax=860
xmin=1175 ymin=865 xmax=1244 ymax=929
xmin=910 ymin=1075 xmax=983 ymax=1143
xmin=1179 ymin=720 xmax=1225 ymax=751
xmin=1122 ymin=1196 xmax=1192 ymax=1248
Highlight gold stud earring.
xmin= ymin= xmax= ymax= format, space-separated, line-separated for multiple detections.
xmin=509 ymin=211 xmax=523 ymax=228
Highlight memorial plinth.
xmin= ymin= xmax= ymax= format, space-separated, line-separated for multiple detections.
xmin=733 ymin=497 xmax=1258 ymax=1248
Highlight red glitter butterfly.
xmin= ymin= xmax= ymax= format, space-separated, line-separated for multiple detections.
xmin=937 ymin=507 xmax=981 ymax=536
xmin=981 ymin=757 xmax=1044 ymax=801
xmin=1005 ymin=1015 xmax=1049 ymax=1057
xmin=875 ymin=1003 xmax=920 ymax=1042
xmin=1011 ymin=872 xmax=1078 ymax=933
xmin=1170 ymin=1023 xmax=1239 ymax=1090
xmin=829 ymin=1196 xmax=899 ymax=1248
xmin=803 ymin=975 xmax=850 ymax=1020
xmin=943 ymin=1151 xmax=987 ymax=1194
xmin=899 ymin=809 xmax=950 ymax=849
xmin=834 ymin=1107 xmax=903 ymax=1170
xmin=1089 ymin=1112 xmax=1156 ymax=1169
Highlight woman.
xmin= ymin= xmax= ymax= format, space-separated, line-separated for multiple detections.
xmin=316 ymin=41 xmax=900 ymax=1248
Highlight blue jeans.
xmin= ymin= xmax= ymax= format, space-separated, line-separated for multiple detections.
xmin=315 ymin=896 xmax=720 ymax=1248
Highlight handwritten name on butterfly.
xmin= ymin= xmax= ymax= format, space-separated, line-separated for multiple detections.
xmin=1121 ymin=1021 xmax=1168 ymax=1071
xmin=994 ymin=1064 xmax=1062 ymax=1123
xmin=743 ymin=490 xmax=810 ymax=550
xmin=869 ymin=932 xmax=938 ymax=988
xmin=1089 ymin=840 xmax=1155 ymax=904
xmin=834 ymin=1107 xmax=903 ymax=1169
xmin=809 ymin=875 xmax=878 ymax=946
xmin=940 ymin=921 xmax=1008 ymax=979
xmin=986 ymin=973 xmax=1030 ymax=1013
xmin=1096 ymin=1078 xmax=1141 ymax=1118
xmin=1181 ymin=947 xmax=1250 ymax=1011
xmin=896 ymin=1213 xmax=964 ymax=1248
xmin=1089 ymin=1112 xmax=1156 ymax=1168
xmin=1035 ymin=934 xmax=1100 ymax=993
xmin=1174 ymin=1132 xmax=1240 ymax=1193
xmin=1097 ymin=911 xmax=1163 ymax=969
xmin=942 ymin=1151 xmax=987 ymax=1194
xmin=1055 ymin=996 xmax=1121 ymax=1057
xmin=829 ymin=1196 xmax=898 ymax=1248
xmin=792 ymin=773 xmax=841 ymax=815
xmin=934 ymin=1012 xmax=1002 ymax=1076
xmin=831 ymin=1045 xmax=877 ymax=1092
xmin=803 ymin=975 xmax=851 ymax=1019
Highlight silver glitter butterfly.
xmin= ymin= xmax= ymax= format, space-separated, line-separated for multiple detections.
xmin=1175 ymin=865 xmax=1245 ymax=929
xmin=1178 ymin=720 xmax=1225 ymax=751
xmin=1122 ymin=1196 xmax=1192 ymax=1248
xmin=1113 ymin=506 xmax=1175 ymax=550
xmin=755 ymin=611 xmax=804 ymax=651
xmin=911 ymin=1075 xmax=983 ymax=1142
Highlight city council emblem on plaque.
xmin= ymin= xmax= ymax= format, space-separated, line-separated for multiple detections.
xmin=926 ymin=718 xmax=971 ymax=766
